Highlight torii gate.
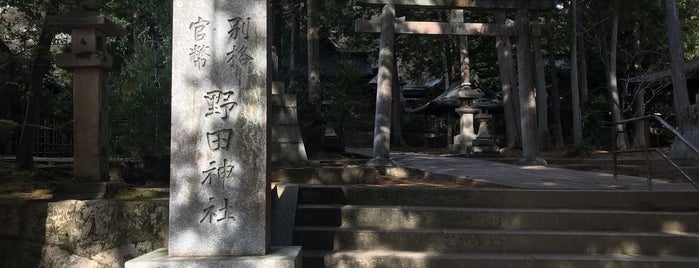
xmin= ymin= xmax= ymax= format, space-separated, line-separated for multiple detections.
xmin=357 ymin=0 xmax=554 ymax=166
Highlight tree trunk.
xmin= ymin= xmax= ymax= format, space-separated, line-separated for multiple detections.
xmin=607 ymin=9 xmax=628 ymax=150
xmin=547 ymin=12 xmax=565 ymax=149
xmin=570 ymin=0 xmax=584 ymax=147
xmin=289 ymin=0 xmax=300 ymax=86
xmin=664 ymin=0 xmax=690 ymax=119
xmin=445 ymin=38 xmax=455 ymax=83
xmin=670 ymin=106 xmax=699 ymax=160
xmin=533 ymin=35 xmax=551 ymax=150
xmin=495 ymin=11 xmax=520 ymax=149
xmin=577 ymin=5 xmax=589 ymax=104
xmin=15 ymin=6 xmax=57 ymax=170
xmin=516 ymin=9 xmax=540 ymax=163
xmin=307 ymin=0 xmax=320 ymax=105
xmin=665 ymin=0 xmax=696 ymax=159
xmin=391 ymin=54 xmax=406 ymax=147
xmin=445 ymin=37 xmax=455 ymax=146
xmin=631 ymin=20 xmax=646 ymax=149
xmin=271 ymin=0 xmax=283 ymax=80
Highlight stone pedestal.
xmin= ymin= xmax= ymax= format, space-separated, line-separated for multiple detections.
xmin=126 ymin=247 xmax=301 ymax=268
xmin=127 ymin=0 xmax=300 ymax=267
xmin=49 ymin=11 xmax=125 ymax=181
xmin=451 ymin=106 xmax=479 ymax=154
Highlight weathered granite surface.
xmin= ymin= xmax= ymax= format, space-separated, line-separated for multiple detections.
xmin=169 ymin=0 xmax=270 ymax=257
xmin=0 ymin=199 xmax=168 ymax=268
xmin=125 ymin=247 xmax=301 ymax=268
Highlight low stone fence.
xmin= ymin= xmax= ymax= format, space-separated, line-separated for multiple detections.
xmin=0 ymin=199 xmax=168 ymax=268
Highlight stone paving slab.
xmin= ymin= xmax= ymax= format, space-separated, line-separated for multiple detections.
xmin=346 ymin=149 xmax=696 ymax=191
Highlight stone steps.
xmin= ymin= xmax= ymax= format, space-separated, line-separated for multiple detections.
xmin=294 ymin=227 xmax=699 ymax=255
xmin=302 ymin=250 xmax=699 ymax=268
xmin=297 ymin=186 xmax=699 ymax=210
xmin=296 ymin=205 xmax=699 ymax=232
xmin=293 ymin=186 xmax=699 ymax=268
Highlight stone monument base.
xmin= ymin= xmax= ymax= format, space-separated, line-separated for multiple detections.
xmin=471 ymin=138 xmax=499 ymax=155
xmin=125 ymin=247 xmax=302 ymax=268
xmin=451 ymin=134 xmax=475 ymax=155
xmin=367 ymin=157 xmax=396 ymax=167
xmin=449 ymin=143 xmax=470 ymax=155
xmin=516 ymin=157 xmax=548 ymax=166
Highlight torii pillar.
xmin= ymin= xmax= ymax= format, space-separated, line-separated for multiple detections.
xmin=368 ymin=3 xmax=396 ymax=167
xmin=50 ymin=11 xmax=125 ymax=181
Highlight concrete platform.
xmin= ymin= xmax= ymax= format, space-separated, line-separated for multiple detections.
xmin=125 ymin=247 xmax=302 ymax=268
xmin=346 ymin=148 xmax=696 ymax=191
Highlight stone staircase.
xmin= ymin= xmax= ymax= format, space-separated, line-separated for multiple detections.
xmin=292 ymin=185 xmax=699 ymax=268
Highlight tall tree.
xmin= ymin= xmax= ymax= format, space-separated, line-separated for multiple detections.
xmin=603 ymin=5 xmax=628 ymax=149
xmin=15 ymin=1 xmax=59 ymax=170
xmin=570 ymin=0 xmax=584 ymax=147
xmin=307 ymin=0 xmax=321 ymax=105
xmin=664 ymin=0 xmax=690 ymax=118
xmin=547 ymin=12 xmax=565 ymax=149
xmin=495 ymin=11 xmax=520 ymax=148
xmin=665 ymin=0 xmax=697 ymax=160
xmin=391 ymin=54 xmax=406 ymax=147
xmin=516 ymin=9 xmax=541 ymax=164
xmin=533 ymin=24 xmax=551 ymax=150
xmin=288 ymin=0 xmax=301 ymax=86
xmin=577 ymin=3 xmax=589 ymax=103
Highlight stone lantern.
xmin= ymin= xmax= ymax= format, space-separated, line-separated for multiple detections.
xmin=472 ymin=99 xmax=499 ymax=154
xmin=49 ymin=11 xmax=125 ymax=181
xmin=450 ymin=84 xmax=484 ymax=155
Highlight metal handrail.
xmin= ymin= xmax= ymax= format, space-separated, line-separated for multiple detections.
xmin=611 ymin=113 xmax=699 ymax=191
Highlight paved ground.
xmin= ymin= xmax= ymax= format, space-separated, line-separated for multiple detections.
xmin=347 ymin=148 xmax=697 ymax=191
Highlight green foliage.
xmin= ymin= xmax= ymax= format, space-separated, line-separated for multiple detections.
xmin=323 ymin=58 xmax=367 ymax=131
xmin=105 ymin=0 xmax=172 ymax=159
xmin=111 ymin=37 xmax=171 ymax=158
xmin=679 ymin=0 xmax=699 ymax=59
xmin=319 ymin=0 xmax=377 ymax=52
xmin=582 ymin=95 xmax=612 ymax=149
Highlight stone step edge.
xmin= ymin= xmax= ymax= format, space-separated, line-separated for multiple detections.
xmin=296 ymin=204 xmax=699 ymax=215
xmin=297 ymin=184 xmax=699 ymax=193
xmin=302 ymin=250 xmax=699 ymax=262
xmin=294 ymin=226 xmax=699 ymax=238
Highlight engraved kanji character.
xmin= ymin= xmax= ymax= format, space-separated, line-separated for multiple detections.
xmin=189 ymin=44 xmax=210 ymax=69
xmin=226 ymin=45 xmax=254 ymax=68
xmin=204 ymin=90 xmax=238 ymax=119
xmin=200 ymin=197 xmax=216 ymax=223
xmin=201 ymin=159 xmax=235 ymax=188
xmin=201 ymin=161 xmax=217 ymax=185
xmin=206 ymin=129 xmax=233 ymax=151
xmin=217 ymin=198 xmax=236 ymax=222
xmin=189 ymin=17 xmax=210 ymax=41
xmin=228 ymin=17 xmax=250 ymax=40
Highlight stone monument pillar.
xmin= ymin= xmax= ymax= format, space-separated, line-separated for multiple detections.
xmin=126 ymin=0 xmax=300 ymax=266
xmin=49 ymin=11 xmax=125 ymax=181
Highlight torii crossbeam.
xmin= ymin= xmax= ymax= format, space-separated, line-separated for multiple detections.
xmin=355 ymin=0 xmax=556 ymax=10
xmin=355 ymin=20 xmax=543 ymax=37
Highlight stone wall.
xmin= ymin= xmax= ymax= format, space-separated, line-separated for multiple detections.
xmin=0 ymin=199 xmax=168 ymax=268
